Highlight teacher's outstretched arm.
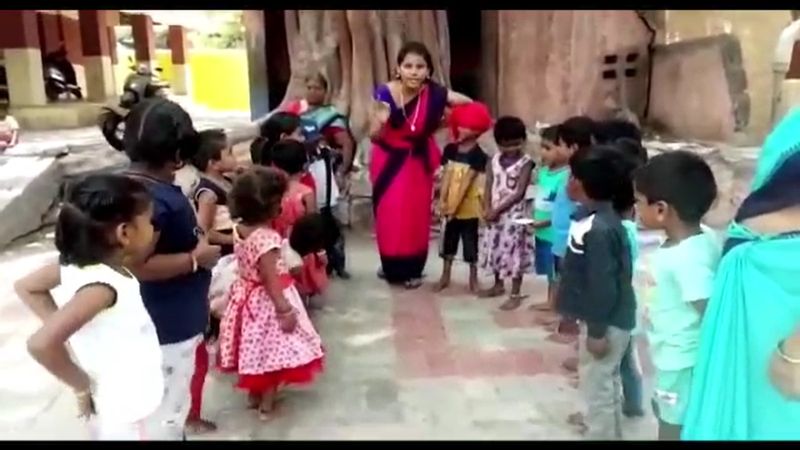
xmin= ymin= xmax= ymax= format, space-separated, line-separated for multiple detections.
xmin=369 ymin=99 xmax=391 ymax=140
xmin=447 ymin=90 xmax=472 ymax=106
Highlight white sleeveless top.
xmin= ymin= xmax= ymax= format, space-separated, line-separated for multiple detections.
xmin=54 ymin=264 xmax=164 ymax=424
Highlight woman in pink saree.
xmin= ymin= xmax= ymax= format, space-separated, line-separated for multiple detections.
xmin=369 ymin=42 xmax=472 ymax=289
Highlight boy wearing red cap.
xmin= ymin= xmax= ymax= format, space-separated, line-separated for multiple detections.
xmin=434 ymin=103 xmax=492 ymax=293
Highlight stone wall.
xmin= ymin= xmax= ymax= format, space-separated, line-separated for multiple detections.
xmin=648 ymin=34 xmax=749 ymax=141
xmin=662 ymin=10 xmax=792 ymax=140
xmin=487 ymin=10 xmax=652 ymax=125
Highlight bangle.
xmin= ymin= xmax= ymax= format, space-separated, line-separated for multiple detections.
xmin=189 ymin=253 xmax=198 ymax=273
xmin=75 ymin=389 xmax=91 ymax=399
xmin=777 ymin=339 xmax=800 ymax=364
xmin=276 ymin=307 xmax=295 ymax=317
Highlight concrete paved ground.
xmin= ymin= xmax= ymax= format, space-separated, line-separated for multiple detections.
xmin=0 ymin=231 xmax=659 ymax=440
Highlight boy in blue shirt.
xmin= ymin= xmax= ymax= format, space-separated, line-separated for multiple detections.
xmin=634 ymin=151 xmax=720 ymax=440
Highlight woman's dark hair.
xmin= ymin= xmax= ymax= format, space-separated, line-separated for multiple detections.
xmin=540 ymin=125 xmax=559 ymax=143
xmin=306 ymin=72 xmax=329 ymax=91
xmin=250 ymin=112 xmax=302 ymax=166
xmin=270 ymin=140 xmax=308 ymax=176
xmin=570 ymin=144 xmax=631 ymax=204
xmin=56 ymin=174 xmax=152 ymax=267
xmin=493 ymin=116 xmax=527 ymax=144
xmin=634 ymin=151 xmax=717 ymax=223
xmin=397 ymin=41 xmax=435 ymax=77
xmin=228 ymin=166 xmax=288 ymax=225
xmin=119 ymin=98 xmax=200 ymax=168
xmin=289 ymin=213 xmax=326 ymax=256
xmin=557 ymin=116 xmax=596 ymax=150
xmin=191 ymin=129 xmax=228 ymax=172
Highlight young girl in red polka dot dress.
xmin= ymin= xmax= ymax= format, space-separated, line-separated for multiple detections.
xmin=217 ymin=166 xmax=324 ymax=420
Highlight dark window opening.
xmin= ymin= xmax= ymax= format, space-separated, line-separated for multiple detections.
xmin=626 ymin=52 xmax=639 ymax=63
xmin=602 ymin=69 xmax=617 ymax=80
xmin=447 ymin=9 xmax=482 ymax=100
xmin=624 ymin=68 xmax=637 ymax=78
xmin=603 ymin=54 xmax=618 ymax=64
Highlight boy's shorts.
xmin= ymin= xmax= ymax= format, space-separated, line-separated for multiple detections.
xmin=534 ymin=237 xmax=555 ymax=281
xmin=651 ymin=367 xmax=693 ymax=425
xmin=441 ymin=218 xmax=479 ymax=264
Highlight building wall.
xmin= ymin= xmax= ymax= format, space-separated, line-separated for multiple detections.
xmin=116 ymin=48 xmax=250 ymax=112
xmin=664 ymin=10 xmax=792 ymax=139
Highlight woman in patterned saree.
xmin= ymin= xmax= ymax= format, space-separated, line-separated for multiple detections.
xmin=284 ymin=73 xmax=356 ymax=185
xmin=368 ymin=41 xmax=472 ymax=289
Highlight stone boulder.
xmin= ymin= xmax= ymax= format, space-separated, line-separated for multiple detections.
xmin=0 ymin=155 xmax=64 ymax=249
xmin=648 ymin=34 xmax=750 ymax=142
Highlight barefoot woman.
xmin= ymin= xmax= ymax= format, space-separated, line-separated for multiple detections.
xmin=369 ymin=41 xmax=471 ymax=289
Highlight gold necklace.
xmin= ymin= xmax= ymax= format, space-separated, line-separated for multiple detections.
xmin=399 ymin=87 xmax=422 ymax=132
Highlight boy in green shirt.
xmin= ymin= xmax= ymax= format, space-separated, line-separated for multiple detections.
xmin=530 ymin=126 xmax=570 ymax=311
xmin=634 ymin=151 xmax=721 ymax=440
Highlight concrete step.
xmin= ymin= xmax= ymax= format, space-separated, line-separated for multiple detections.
xmin=0 ymin=109 xmax=254 ymax=250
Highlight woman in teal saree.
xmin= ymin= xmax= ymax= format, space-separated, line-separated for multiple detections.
xmin=284 ymin=73 xmax=356 ymax=180
xmin=681 ymin=108 xmax=800 ymax=440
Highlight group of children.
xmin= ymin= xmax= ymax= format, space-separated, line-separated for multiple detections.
xmin=12 ymin=88 xmax=727 ymax=440
xmin=436 ymin=110 xmax=721 ymax=440
xmin=13 ymin=97 xmax=346 ymax=439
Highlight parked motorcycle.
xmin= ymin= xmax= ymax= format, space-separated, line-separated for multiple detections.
xmin=42 ymin=47 xmax=82 ymax=102
xmin=99 ymin=61 xmax=170 ymax=150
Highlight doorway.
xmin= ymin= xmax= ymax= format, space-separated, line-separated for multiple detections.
xmin=263 ymin=10 xmax=290 ymax=110
xmin=447 ymin=9 xmax=482 ymax=100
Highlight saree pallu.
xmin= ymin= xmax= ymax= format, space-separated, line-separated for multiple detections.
xmin=369 ymin=82 xmax=448 ymax=284
xmin=682 ymin=109 xmax=800 ymax=440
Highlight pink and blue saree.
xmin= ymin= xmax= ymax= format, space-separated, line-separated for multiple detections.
xmin=369 ymin=81 xmax=448 ymax=284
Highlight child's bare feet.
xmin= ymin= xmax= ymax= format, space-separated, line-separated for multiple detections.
xmin=478 ymin=284 xmax=506 ymax=299
xmin=433 ymin=276 xmax=450 ymax=292
xmin=499 ymin=293 xmax=529 ymax=311
xmin=562 ymin=356 xmax=579 ymax=372
xmin=257 ymin=389 xmax=278 ymax=421
xmin=247 ymin=392 xmax=262 ymax=410
xmin=528 ymin=302 xmax=552 ymax=312
xmin=532 ymin=310 xmax=560 ymax=326
xmin=546 ymin=332 xmax=578 ymax=344
xmin=467 ymin=265 xmax=479 ymax=293
xmin=567 ymin=412 xmax=587 ymax=434
xmin=185 ymin=418 xmax=218 ymax=434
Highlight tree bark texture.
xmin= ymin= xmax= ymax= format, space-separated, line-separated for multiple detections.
xmin=277 ymin=9 xmax=451 ymax=139
xmin=256 ymin=10 xmax=651 ymax=139
xmin=493 ymin=10 xmax=651 ymax=126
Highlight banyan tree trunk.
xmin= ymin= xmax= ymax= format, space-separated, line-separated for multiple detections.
xmin=277 ymin=9 xmax=451 ymax=140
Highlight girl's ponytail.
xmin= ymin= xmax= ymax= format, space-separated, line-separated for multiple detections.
xmin=55 ymin=202 xmax=106 ymax=266
xmin=55 ymin=175 xmax=152 ymax=267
